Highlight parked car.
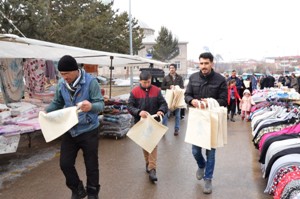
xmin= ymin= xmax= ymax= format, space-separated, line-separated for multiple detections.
xmin=96 ymin=75 xmax=108 ymax=85
xmin=139 ymin=68 xmax=165 ymax=88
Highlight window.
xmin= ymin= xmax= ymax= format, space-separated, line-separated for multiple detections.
xmin=175 ymin=61 xmax=181 ymax=69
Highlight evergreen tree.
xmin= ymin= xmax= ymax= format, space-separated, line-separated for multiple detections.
xmin=0 ymin=0 xmax=144 ymax=54
xmin=152 ymin=26 xmax=179 ymax=62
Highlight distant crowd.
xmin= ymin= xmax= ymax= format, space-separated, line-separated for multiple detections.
xmin=223 ymin=72 xmax=300 ymax=93
xmin=223 ymin=70 xmax=300 ymax=123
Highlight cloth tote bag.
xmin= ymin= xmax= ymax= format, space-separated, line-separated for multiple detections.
xmin=171 ymin=86 xmax=187 ymax=110
xmin=209 ymin=98 xmax=227 ymax=146
xmin=207 ymin=99 xmax=220 ymax=149
xmin=207 ymin=98 xmax=227 ymax=148
xmin=185 ymin=101 xmax=212 ymax=150
xmin=165 ymin=89 xmax=174 ymax=110
xmin=39 ymin=106 xmax=79 ymax=142
xmin=127 ymin=114 xmax=168 ymax=153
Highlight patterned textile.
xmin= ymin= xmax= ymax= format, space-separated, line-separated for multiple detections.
xmin=23 ymin=59 xmax=46 ymax=97
xmin=0 ymin=58 xmax=24 ymax=103
xmin=258 ymin=123 xmax=297 ymax=151
xmin=273 ymin=170 xmax=300 ymax=199
xmin=290 ymin=191 xmax=300 ymax=199
xmin=281 ymin=179 xmax=300 ymax=199
xmin=269 ymin=165 xmax=300 ymax=195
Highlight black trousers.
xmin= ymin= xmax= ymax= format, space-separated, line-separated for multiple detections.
xmin=227 ymin=98 xmax=236 ymax=117
xmin=60 ymin=128 xmax=99 ymax=190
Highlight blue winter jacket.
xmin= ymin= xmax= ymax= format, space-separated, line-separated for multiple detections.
xmin=46 ymin=70 xmax=104 ymax=137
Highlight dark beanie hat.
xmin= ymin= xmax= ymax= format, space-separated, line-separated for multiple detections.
xmin=58 ymin=55 xmax=78 ymax=71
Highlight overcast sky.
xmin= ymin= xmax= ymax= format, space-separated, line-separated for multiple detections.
xmin=112 ymin=0 xmax=300 ymax=62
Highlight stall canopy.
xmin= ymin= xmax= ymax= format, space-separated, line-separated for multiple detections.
xmin=0 ymin=34 xmax=168 ymax=67
xmin=0 ymin=34 xmax=168 ymax=98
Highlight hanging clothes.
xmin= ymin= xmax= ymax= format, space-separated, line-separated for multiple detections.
xmin=23 ymin=59 xmax=46 ymax=97
xmin=0 ymin=58 xmax=24 ymax=103
xmin=45 ymin=60 xmax=57 ymax=80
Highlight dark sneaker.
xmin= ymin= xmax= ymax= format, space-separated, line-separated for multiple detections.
xmin=203 ymin=179 xmax=212 ymax=194
xmin=71 ymin=181 xmax=87 ymax=199
xmin=230 ymin=118 xmax=235 ymax=122
xmin=174 ymin=130 xmax=179 ymax=136
xmin=149 ymin=169 xmax=158 ymax=182
xmin=196 ymin=168 xmax=205 ymax=180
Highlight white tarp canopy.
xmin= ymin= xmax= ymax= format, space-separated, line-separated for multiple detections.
xmin=0 ymin=34 xmax=168 ymax=67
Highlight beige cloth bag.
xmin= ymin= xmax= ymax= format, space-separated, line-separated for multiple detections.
xmin=207 ymin=98 xmax=228 ymax=148
xmin=165 ymin=86 xmax=186 ymax=111
xmin=185 ymin=99 xmax=227 ymax=149
xmin=185 ymin=101 xmax=212 ymax=149
xmin=127 ymin=114 xmax=168 ymax=153
xmin=39 ymin=106 xmax=80 ymax=142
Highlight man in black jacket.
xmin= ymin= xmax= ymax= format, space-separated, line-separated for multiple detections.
xmin=127 ymin=71 xmax=168 ymax=183
xmin=184 ymin=52 xmax=227 ymax=194
xmin=161 ymin=63 xmax=184 ymax=136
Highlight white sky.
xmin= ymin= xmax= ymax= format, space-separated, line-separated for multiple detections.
xmin=112 ymin=0 xmax=300 ymax=62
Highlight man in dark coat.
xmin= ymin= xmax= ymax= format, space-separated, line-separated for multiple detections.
xmin=185 ymin=52 xmax=227 ymax=194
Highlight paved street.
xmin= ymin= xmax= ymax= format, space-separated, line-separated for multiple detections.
xmin=0 ymin=112 xmax=272 ymax=199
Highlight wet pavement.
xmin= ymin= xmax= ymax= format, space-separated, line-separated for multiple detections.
xmin=0 ymin=112 xmax=272 ymax=199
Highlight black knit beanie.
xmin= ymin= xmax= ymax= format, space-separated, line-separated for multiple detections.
xmin=58 ymin=55 xmax=78 ymax=71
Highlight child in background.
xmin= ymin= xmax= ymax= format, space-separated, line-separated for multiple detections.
xmin=239 ymin=89 xmax=255 ymax=121
xmin=227 ymin=79 xmax=241 ymax=122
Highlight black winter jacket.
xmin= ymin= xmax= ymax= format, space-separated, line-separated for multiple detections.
xmin=128 ymin=84 xmax=168 ymax=123
xmin=161 ymin=73 xmax=184 ymax=90
xmin=184 ymin=70 xmax=227 ymax=107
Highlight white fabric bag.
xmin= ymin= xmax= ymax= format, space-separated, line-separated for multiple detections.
xmin=127 ymin=114 xmax=168 ymax=153
xmin=185 ymin=101 xmax=212 ymax=150
xmin=165 ymin=89 xmax=174 ymax=110
xmin=165 ymin=86 xmax=186 ymax=111
xmin=207 ymin=98 xmax=227 ymax=148
xmin=39 ymin=106 xmax=80 ymax=142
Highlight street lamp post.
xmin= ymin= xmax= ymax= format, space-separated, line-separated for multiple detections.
xmin=129 ymin=0 xmax=133 ymax=55
xmin=128 ymin=0 xmax=134 ymax=89
xmin=103 ymin=0 xmax=134 ymax=88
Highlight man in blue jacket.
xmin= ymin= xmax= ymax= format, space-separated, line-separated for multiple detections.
xmin=185 ymin=52 xmax=227 ymax=194
xmin=46 ymin=55 xmax=104 ymax=199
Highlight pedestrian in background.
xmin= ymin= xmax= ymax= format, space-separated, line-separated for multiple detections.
xmin=184 ymin=52 xmax=227 ymax=194
xmin=239 ymin=89 xmax=255 ymax=121
xmin=227 ymin=70 xmax=243 ymax=114
xmin=290 ymin=73 xmax=299 ymax=92
xmin=127 ymin=71 xmax=168 ymax=183
xmin=227 ymin=79 xmax=241 ymax=122
xmin=46 ymin=55 xmax=104 ymax=199
xmin=161 ymin=63 xmax=184 ymax=136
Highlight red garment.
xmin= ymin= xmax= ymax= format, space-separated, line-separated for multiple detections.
xmin=227 ymin=85 xmax=241 ymax=105
xmin=273 ymin=169 xmax=300 ymax=199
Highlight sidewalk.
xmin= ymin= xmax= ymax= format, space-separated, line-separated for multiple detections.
xmin=0 ymin=115 xmax=272 ymax=199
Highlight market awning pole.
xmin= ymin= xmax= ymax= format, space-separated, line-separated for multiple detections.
xmin=109 ymin=56 xmax=114 ymax=99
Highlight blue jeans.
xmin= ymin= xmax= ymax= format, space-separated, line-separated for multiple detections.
xmin=192 ymin=145 xmax=216 ymax=180
xmin=162 ymin=109 xmax=180 ymax=131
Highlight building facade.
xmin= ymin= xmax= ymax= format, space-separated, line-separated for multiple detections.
xmin=137 ymin=22 xmax=188 ymax=76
